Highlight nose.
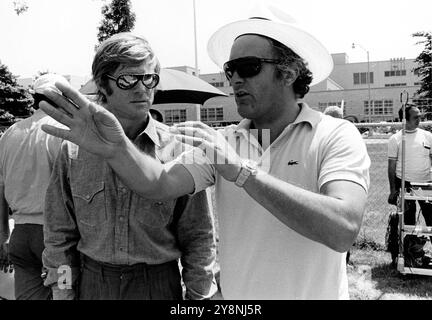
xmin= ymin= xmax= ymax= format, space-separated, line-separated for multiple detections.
xmin=134 ymin=80 xmax=152 ymax=94
xmin=229 ymin=71 xmax=245 ymax=86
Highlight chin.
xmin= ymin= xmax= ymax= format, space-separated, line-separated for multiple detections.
xmin=237 ymin=103 xmax=256 ymax=119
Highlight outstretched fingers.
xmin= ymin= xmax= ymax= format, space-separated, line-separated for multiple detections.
xmin=41 ymin=89 xmax=80 ymax=119
xmin=55 ymin=81 xmax=91 ymax=112
xmin=41 ymin=123 xmax=73 ymax=141
xmin=173 ymin=126 xmax=213 ymax=142
xmin=174 ymin=134 xmax=208 ymax=148
xmin=39 ymin=101 xmax=74 ymax=128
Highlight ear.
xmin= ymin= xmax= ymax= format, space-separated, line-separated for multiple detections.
xmin=99 ymin=85 xmax=108 ymax=98
xmin=283 ymin=69 xmax=298 ymax=87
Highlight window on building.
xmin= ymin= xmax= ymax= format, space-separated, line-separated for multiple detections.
xmin=353 ymin=72 xmax=373 ymax=85
xmin=384 ymin=69 xmax=407 ymax=77
xmin=210 ymin=82 xmax=225 ymax=88
xmin=353 ymin=73 xmax=360 ymax=85
xmin=164 ymin=109 xmax=187 ymax=124
xmin=216 ymin=108 xmax=223 ymax=120
xmin=201 ymin=107 xmax=224 ymax=122
xmin=384 ymin=83 xmax=407 ymax=87
xmin=364 ymin=99 xmax=393 ymax=116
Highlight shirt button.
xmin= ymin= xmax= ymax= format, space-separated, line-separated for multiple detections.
xmin=85 ymin=195 xmax=90 ymax=200
xmin=119 ymin=216 xmax=124 ymax=221
xmin=119 ymin=247 xmax=124 ymax=252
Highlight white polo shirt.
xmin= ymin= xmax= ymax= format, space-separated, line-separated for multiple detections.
xmin=178 ymin=103 xmax=370 ymax=299
xmin=388 ymin=128 xmax=432 ymax=182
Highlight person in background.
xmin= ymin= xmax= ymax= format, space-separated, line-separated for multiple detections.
xmin=0 ymin=74 xmax=65 ymax=299
xmin=323 ymin=105 xmax=343 ymax=119
xmin=388 ymin=104 xmax=432 ymax=267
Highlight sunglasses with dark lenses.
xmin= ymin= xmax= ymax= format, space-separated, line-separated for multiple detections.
xmin=106 ymin=73 xmax=160 ymax=90
xmin=223 ymin=56 xmax=282 ymax=80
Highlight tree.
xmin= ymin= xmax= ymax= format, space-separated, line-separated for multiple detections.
xmin=412 ymin=31 xmax=432 ymax=99
xmin=96 ymin=0 xmax=136 ymax=44
xmin=0 ymin=61 xmax=33 ymax=123
xmin=13 ymin=0 xmax=29 ymax=15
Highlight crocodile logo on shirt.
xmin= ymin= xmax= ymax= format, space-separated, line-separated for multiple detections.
xmin=288 ymin=160 xmax=299 ymax=166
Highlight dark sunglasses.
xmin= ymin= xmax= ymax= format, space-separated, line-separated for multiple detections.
xmin=106 ymin=73 xmax=160 ymax=90
xmin=223 ymin=56 xmax=282 ymax=80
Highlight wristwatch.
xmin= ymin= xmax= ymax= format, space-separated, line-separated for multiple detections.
xmin=234 ymin=160 xmax=258 ymax=187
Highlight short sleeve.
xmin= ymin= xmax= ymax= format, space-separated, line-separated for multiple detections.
xmin=388 ymin=134 xmax=398 ymax=160
xmin=171 ymin=146 xmax=216 ymax=194
xmin=318 ymin=121 xmax=370 ymax=193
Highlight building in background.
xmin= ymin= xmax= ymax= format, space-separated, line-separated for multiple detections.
xmin=15 ymin=54 xmax=429 ymax=126
xmin=306 ymin=53 xmax=424 ymax=122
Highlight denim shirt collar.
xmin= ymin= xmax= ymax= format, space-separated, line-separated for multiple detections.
xmin=137 ymin=113 xmax=161 ymax=147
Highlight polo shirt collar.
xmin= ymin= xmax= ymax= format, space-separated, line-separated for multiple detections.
xmin=292 ymin=102 xmax=321 ymax=128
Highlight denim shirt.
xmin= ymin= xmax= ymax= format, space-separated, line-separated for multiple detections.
xmin=42 ymin=117 xmax=217 ymax=300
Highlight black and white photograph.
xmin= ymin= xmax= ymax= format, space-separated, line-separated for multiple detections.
xmin=0 ymin=0 xmax=431 ymax=309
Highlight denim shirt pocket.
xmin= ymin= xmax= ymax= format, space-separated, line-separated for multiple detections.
xmin=135 ymin=198 xmax=174 ymax=228
xmin=72 ymin=181 xmax=108 ymax=228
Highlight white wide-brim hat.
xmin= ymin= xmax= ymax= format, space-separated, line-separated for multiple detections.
xmin=207 ymin=5 xmax=333 ymax=86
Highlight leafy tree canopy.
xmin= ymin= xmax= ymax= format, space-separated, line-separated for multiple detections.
xmin=97 ymin=0 xmax=136 ymax=44
xmin=0 ymin=60 xmax=33 ymax=121
xmin=413 ymin=31 xmax=432 ymax=99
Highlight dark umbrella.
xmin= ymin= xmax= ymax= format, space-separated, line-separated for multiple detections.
xmin=79 ymin=68 xmax=227 ymax=105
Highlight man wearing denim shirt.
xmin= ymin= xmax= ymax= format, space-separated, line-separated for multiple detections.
xmin=41 ymin=33 xmax=217 ymax=300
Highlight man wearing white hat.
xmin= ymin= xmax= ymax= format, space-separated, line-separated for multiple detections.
xmin=39 ymin=7 xmax=370 ymax=299
xmin=0 ymin=74 xmax=65 ymax=299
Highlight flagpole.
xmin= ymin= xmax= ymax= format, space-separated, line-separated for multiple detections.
xmin=193 ymin=0 xmax=199 ymax=76
xmin=192 ymin=0 xmax=201 ymax=122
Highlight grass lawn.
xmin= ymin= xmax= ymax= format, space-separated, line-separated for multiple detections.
xmin=348 ymin=248 xmax=432 ymax=300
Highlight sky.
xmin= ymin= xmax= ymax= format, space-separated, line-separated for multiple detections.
xmin=0 ymin=0 xmax=431 ymax=79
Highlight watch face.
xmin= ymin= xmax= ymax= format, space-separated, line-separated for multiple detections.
xmin=235 ymin=160 xmax=258 ymax=187
xmin=244 ymin=160 xmax=258 ymax=174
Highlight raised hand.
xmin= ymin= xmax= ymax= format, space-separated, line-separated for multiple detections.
xmin=39 ymin=81 xmax=128 ymax=159
xmin=171 ymin=121 xmax=242 ymax=182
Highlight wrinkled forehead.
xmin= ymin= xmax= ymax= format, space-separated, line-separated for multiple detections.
xmin=114 ymin=59 xmax=158 ymax=75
